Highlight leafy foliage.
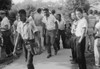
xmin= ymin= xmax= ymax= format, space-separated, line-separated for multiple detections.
xmin=0 ymin=0 xmax=12 ymax=10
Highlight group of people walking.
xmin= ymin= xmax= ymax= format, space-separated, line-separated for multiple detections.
xmin=0 ymin=7 xmax=67 ymax=69
xmin=0 ymin=6 xmax=100 ymax=69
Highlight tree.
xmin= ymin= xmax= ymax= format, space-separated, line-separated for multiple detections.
xmin=0 ymin=0 xmax=12 ymax=10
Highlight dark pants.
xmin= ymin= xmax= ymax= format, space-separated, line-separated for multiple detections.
xmin=55 ymin=30 xmax=66 ymax=50
xmin=46 ymin=30 xmax=58 ymax=55
xmin=76 ymin=37 xmax=87 ymax=69
xmin=70 ymin=35 xmax=77 ymax=62
xmin=2 ymin=33 xmax=14 ymax=55
xmin=23 ymin=39 xmax=35 ymax=69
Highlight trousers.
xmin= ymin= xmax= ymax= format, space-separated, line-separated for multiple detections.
xmin=46 ymin=30 xmax=57 ymax=55
xmin=23 ymin=39 xmax=35 ymax=69
xmin=76 ymin=37 xmax=87 ymax=69
xmin=94 ymin=38 xmax=100 ymax=66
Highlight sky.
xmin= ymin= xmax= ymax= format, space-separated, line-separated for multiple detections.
xmin=12 ymin=0 xmax=60 ymax=4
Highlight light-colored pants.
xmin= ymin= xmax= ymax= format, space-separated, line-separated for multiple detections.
xmin=88 ymin=35 xmax=94 ymax=51
xmin=87 ymin=28 xmax=94 ymax=51
xmin=94 ymin=38 xmax=100 ymax=66
xmin=35 ymin=26 xmax=45 ymax=51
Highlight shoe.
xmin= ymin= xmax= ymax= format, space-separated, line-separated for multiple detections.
xmin=55 ymin=51 xmax=58 ymax=55
xmin=70 ymin=59 xmax=74 ymax=61
xmin=47 ymin=55 xmax=52 ymax=58
xmin=71 ymin=61 xmax=77 ymax=64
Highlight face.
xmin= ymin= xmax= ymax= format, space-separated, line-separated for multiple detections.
xmin=44 ymin=11 xmax=49 ymax=17
xmin=75 ymin=11 xmax=83 ymax=20
xmin=0 ymin=13 xmax=5 ymax=18
xmin=16 ymin=13 xmax=20 ymax=20
xmin=19 ymin=13 xmax=26 ymax=22
xmin=56 ymin=14 xmax=61 ymax=20
xmin=71 ymin=13 xmax=76 ymax=20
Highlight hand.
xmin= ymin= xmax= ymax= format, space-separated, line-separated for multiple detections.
xmin=13 ymin=50 xmax=16 ymax=56
xmin=78 ymin=39 xmax=81 ymax=44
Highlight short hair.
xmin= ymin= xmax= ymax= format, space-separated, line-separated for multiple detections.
xmin=89 ymin=10 xmax=93 ymax=14
xmin=94 ymin=10 xmax=98 ymax=14
xmin=18 ymin=9 xmax=26 ymax=15
xmin=75 ymin=8 xmax=83 ymax=13
xmin=69 ymin=12 xmax=75 ymax=19
xmin=51 ymin=10 xmax=56 ymax=15
xmin=37 ymin=8 xmax=42 ymax=13
xmin=43 ymin=8 xmax=49 ymax=12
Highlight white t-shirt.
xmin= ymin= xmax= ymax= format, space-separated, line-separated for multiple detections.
xmin=34 ymin=13 xmax=43 ymax=26
xmin=95 ymin=20 xmax=100 ymax=37
xmin=57 ymin=18 xmax=66 ymax=30
xmin=16 ymin=21 xmax=23 ymax=34
xmin=42 ymin=14 xmax=56 ymax=30
xmin=75 ymin=17 xmax=88 ymax=37
xmin=0 ymin=17 xmax=10 ymax=31
xmin=71 ymin=20 xmax=77 ymax=34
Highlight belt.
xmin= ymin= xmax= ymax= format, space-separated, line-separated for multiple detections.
xmin=23 ymin=39 xmax=35 ymax=43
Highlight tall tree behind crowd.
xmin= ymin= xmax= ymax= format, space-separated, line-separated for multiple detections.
xmin=0 ymin=0 xmax=12 ymax=10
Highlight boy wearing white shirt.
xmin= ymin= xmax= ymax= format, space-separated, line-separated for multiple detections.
xmin=75 ymin=8 xmax=87 ymax=69
xmin=94 ymin=12 xmax=100 ymax=67
xmin=0 ymin=10 xmax=14 ymax=57
xmin=14 ymin=9 xmax=37 ymax=69
xmin=55 ymin=14 xmax=66 ymax=50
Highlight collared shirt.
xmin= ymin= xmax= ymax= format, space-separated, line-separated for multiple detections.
xmin=57 ymin=18 xmax=66 ymax=30
xmin=42 ymin=14 xmax=56 ymax=30
xmin=71 ymin=20 xmax=77 ymax=34
xmin=17 ymin=17 xmax=38 ymax=40
xmin=0 ymin=17 xmax=10 ymax=31
xmin=75 ymin=17 xmax=88 ymax=37
xmin=34 ymin=13 xmax=43 ymax=26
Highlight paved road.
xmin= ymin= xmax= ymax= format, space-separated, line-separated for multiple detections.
xmin=2 ymin=48 xmax=99 ymax=69
xmin=2 ymin=49 xmax=79 ymax=69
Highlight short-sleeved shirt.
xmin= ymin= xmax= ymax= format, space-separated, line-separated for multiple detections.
xmin=42 ymin=14 xmax=56 ymax=30
xmin=75 ymin=17 xmax=88 ymax=37
xmin=57 ymin=18 xmax=66 ymax=30
xmin=88 ymin=14 xmax=96 ymax=28
xmin=0 ymin=17 xmax=10 ymax=31
xmin=34 ymin=13 xmax=43 ymax=26
xmin=71 ymin=20 xmax=77 ymax=34
xmin=17 ymin=17 xmax=38 ymax=40
xmin=16 ymin=21 xmax=23 ymax=34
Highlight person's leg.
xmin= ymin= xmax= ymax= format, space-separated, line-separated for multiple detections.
xmin=85 ymin=34 xmax=89 ymax=52
xmin=3 ymin=35 xmax=11 ymax=56
xmin=55 ymin=30 xmax=60 ymax=50
xmin=27 ymin=51 xmax=34 ymax=69
xmin=76 ymin=37 xmax=87 ymax=69
xmin=89 ymin=35 xmax=94 ymax=52
xmin=79 ymin=37 xmax=87 ymax=69
xmin=46 ymin=31 xmax=52 ymax=58
xmin=97 ymin=40 xmax=100 ymax=66
xmin=60 ymin=30 xmax=66 ymax=48
xmin=94 ymin=39 xmax=100 ymax=66
xmin=23 ymin=43 xmax=28 ymax=61
xmin=51 ymin=30 xmax=58 ymax=55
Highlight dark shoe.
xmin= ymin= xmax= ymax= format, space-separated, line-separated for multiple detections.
xmin=71 ymin=61 xmax=77 ymax=64
xmin=47 ymin=55 xmax=52 ymax=58
xmin=70 ymin=59 xmax=74 ymax=61
xmin=55 ymin=51 xmax=58 ymax=55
